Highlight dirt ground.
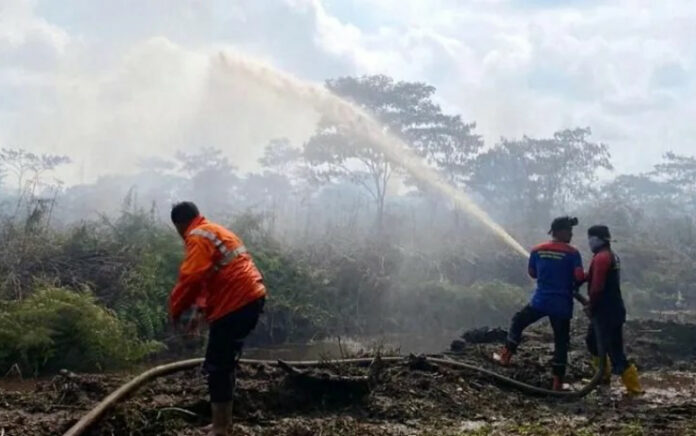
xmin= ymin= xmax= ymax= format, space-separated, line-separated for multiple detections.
xmin=2 ymin=319 xmax=696 ymax=436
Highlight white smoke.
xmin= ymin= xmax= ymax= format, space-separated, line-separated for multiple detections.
xmin=215 ymin=50 xmax=529 ymax=257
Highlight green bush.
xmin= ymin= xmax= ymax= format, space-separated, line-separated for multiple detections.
xmin=111 ymin=217 xmax=182 ymax=340
xmin=0 ymin=286 xmax=161 ymax=375
xmin=241 ymin=227 xmax=335 ymax=342
xmin=57 ymin=209 xmax=181 ymax=341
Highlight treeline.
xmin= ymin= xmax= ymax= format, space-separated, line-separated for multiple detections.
xmin=0 ymin=75 xmax=695 ymax=375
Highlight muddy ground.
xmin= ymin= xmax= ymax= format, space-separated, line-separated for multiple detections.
xmin=2 ymin=319 xmax=696 ymax=435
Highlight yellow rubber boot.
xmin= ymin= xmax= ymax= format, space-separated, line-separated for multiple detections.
xmin=620 ymin=364 xmax=645 ymax=396
xmin=592 ymin=356 xmax=611 ymax=385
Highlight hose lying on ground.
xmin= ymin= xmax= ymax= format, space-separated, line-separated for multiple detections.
xmin=63 ymin=319 xmax=606 ymax=436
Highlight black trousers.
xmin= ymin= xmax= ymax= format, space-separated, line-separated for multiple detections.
xmin=585 ymin=317 xmax=629 ymax=375
xmin=204 ymin=298 xmax=264 ymax=403
xmin=506 ymin=304 xmax=570 ymax=377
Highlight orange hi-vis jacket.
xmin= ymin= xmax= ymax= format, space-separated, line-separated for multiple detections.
xmin=169 ymin=216 xmax=266 ymax=323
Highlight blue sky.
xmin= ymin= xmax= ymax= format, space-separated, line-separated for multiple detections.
xmin=1 ymin=0 xmax=694 ymax=184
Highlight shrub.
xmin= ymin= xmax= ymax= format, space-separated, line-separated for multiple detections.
xmin=0 ymin=286 xmax=161 ymax=375
xmin=241 ymin=228 xmax=335 ymax=343
xmin=111 ymin=216 xmax=182 ymax=340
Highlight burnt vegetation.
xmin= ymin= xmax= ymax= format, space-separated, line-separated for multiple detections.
xmin=0 ymin=76 xmax=695 ymax=377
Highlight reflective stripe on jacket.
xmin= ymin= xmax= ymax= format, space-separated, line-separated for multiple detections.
xmin=169 ymin=216 xmax=266 ymax=323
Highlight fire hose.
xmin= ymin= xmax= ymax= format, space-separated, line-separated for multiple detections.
xmin=62 ymin=317 xmax=606 ymax=436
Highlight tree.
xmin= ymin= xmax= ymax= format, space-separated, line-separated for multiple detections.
xmin=603 ymin=174 xmax=677 ymax=214
xmin=256 ymin=138 xmax=313 ymax=238
xmin=239 ymin=172 xmax=294 ymax=234
xmin=257 ymin=138 xmax=305 ymax=203
xmin=653 ymin=152 xmax=696 ymax=189
xmin=579 ymin=175 xmax=666 ymax=243
xmin=410 ymin=118 xmax=483 ymax=188
xmin=175 ymin=147 xmax=238 ymax=216
xmin=259 ymin=138 xmax=303 ymax=175
xmin=304 ymin=75 xmax=481 ymax=231
xmin=0 ymin=149 xmax=70 ymax=197
xmin=0 ymin=148 xmax=71 ymax=225
xmin=471 ymin=127 xmax=612 ymax=230
xmin=652 ymin=152 xmax=696 ymax=210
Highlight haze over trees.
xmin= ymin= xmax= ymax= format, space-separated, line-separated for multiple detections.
xmin=304 ymin=75 xmax=482 ymax=231
xmin=0 ymin=74 xmax=694 ymax=374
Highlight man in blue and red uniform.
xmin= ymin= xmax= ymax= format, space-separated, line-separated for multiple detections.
xmin=496 ymin=216 xmax=584 ymax=390
xmin=584 ymin=225 xmax=643 ymax=395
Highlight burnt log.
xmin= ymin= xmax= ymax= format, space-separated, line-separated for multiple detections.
xmin=277 ymin=360 xmax=371 ymax=398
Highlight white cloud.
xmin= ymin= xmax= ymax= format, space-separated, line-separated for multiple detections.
xmin=0 ymin=0 xmax=69 ymax=70
xmin=1 ymin=0 xmax=695 ymax=185
xmin=309 ymin=0 xmax=696 ymax=171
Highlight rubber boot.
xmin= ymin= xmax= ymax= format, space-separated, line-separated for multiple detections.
xmin=552 ymin=375 xmax=564 ymax=391
xmin=592 ymin=356 xmax=611 ymax=385
xmin=210 ymin=402 xmax=231 ymax=436
xmin=620 ymin=364 xmax=644 ymax=396
xmin=495 ymin=346 xmax=513 ymax=366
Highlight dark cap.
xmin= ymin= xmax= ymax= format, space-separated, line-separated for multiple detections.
xmin=549 ymin=216 xmax=579 ymax=234
xmin=588 ymin=225 xmax=612 ymax=241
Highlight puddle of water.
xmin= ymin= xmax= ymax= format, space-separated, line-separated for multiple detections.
xmin=0 ymin=378 xmax=38 ymax=393
xmin=0 ymin=331 xmax=460 ymax=387
xmin=245 ymin=331 xmax=457 ymax=361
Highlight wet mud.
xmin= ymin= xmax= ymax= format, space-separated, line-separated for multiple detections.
xmin=2 ymin=319 xmax=696 ymax=435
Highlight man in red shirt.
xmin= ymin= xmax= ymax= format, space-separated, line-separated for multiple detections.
xmin=584 ymin=225 xmax=643 ymax=395
xmin=169 ymin=202 xmax=267 ymax=435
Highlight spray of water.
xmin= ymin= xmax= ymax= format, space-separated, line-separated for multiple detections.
xmin=217 ymin=52 xmax=529 ymax=258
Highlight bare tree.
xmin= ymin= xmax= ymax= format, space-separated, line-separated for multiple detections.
xmin=0 ymin=148 xmax=71 ymax=219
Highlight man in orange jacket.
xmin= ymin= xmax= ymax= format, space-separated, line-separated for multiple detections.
xmin=169 ymin=202 xmax=266 ymax=436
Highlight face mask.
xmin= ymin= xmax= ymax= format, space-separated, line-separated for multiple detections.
xmin=588 ymin=236 xmax=606 ymax=252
